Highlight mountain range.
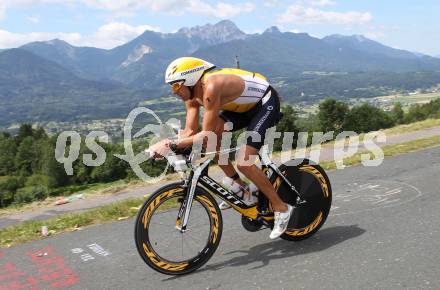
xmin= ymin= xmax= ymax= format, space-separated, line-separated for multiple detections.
xmin=1 ymin=20 xmax=440 ymax=127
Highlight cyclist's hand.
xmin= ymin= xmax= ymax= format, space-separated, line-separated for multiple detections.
xmin=145 ymin=139 xmax=172 ymax=159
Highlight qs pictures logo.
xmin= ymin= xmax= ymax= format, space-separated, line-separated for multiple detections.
xmin=55 ymin=107 xmax=181 ymax=183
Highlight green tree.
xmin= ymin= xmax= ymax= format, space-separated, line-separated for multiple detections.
xmin=39 ymin=139 xmax=69 ymax=188
xmin=0 ymin=135 xmax=17 ymax=175
xmin=14 ymin=185 xmax=48 ymax=204
xmin=344 ymin=103 xmax=395 ymax=133
xmin=91 ymin=154 xmax=126 ymax=182
xmin=125 ymin=140 xmax=168 ymax=180
xmin=390 ymin=102 xmax=404 ymax=124
xmin=404 ymin=99 xmax=440 ymax=123
xmin=14 ymin=136 xmax=38 ymax=176
xmin=274 ymin=105 xmax=299 ymax=151
xmin=33 ymin=126 xmax=48 ymax=140
xmin=15 ymin=124 xmax=34 ymax=145
xmin=90 ymin=142 xmax=128 ymax=182
xmin=0 ymin=176 xmax=25 ymax=207
xmin=296 ymin=113 xmax=320 ymax=133
xmin=317 ymin=98 xmax=349 ymax=133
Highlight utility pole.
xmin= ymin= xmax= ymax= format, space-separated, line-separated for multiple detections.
xmin=235 ymin=55 xmax=240 ymax=69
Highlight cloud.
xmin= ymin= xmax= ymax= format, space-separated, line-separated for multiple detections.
xmin=0 ymin=4 xmax=5 ymax=21
xmin=83 ymin=0 xmax=255 ymax=18
xmin=0 ymin=0 xmax=255 ymax=20
xmin=0 ymin=29 xmax=82 ymax=48
xmin=1 ymin=0 xmax=74 ymax=8
xmin=0 ymin=0 xmax=76 ymax=20
xmin=363 ymin=31 xmax=385 ymax=40
xmin=82 ymin=0 xmax=179 ymax=12
xmin=187 ymin=0 xmax=255 ymax=18
xmin=307 ymin=0 xmax=336 ymax=7
xmin=84 ymin=22 xmax=160 ymax=48
xmin=0 ymin=22 xmax=160 ymax=49
xmin=263 ymin=0 xmax=282 ymax=7
xmin=279 ymin=4 xmax=372 ymax=25
xmin=242 ymin=28 xmax=264 ymax=34
xmin=26 ymin=15 xmax=40 ymax=23
xmin=277 ymin=25 xmax=301 ymax=33
xmin=0 ymin=0 xmax=165 ymax=18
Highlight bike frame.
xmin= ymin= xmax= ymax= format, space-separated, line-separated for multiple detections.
xmin=175 ymin=146 xmax=305 ymax=232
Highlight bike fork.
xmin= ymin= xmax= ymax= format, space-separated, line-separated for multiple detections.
xmin=176 ymin=158 xmax=212 ymax=233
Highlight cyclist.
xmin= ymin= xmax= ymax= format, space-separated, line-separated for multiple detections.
xmin=148 ymin=57 xmax=293 ymax=239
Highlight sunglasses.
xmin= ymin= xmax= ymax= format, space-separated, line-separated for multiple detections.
xmin=170 ymin=81 xmax=184 ymax=93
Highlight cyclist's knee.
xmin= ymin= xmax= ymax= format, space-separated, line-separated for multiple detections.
xmin=236 ymin=162 xmax=253 ymax=174
xmin=214 ymin=118 xmax=226 ymax=135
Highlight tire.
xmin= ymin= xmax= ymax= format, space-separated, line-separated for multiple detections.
xmin=134 ymin=182 xmax=223 ymax=275
xmin=271 ymin=159 xmax=332 ymax=241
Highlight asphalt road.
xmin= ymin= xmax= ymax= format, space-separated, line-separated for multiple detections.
xmin=1 ymin=147 xmax=439 ymax=290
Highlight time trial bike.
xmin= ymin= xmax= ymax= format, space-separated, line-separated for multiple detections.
xmin=134 ymin=146 xmax=332 ymax=275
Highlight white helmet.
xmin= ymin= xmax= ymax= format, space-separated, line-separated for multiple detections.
xmin=165 ymin=57 xmax=215 ymax=87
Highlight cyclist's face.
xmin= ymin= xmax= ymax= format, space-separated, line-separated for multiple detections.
xmin=173 ymin=85 xmax=191 ymax=101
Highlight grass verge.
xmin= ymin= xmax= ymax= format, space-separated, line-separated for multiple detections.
xmin=0 ymin=198 xmax=144 ymax=248
xmin=292 ymin=118 xmax=440 ymax=154
xmin=1 ymin=135 xmax=440 ymax=248
xmin=319 ymin=134 xmax=440 ymax=170
xmin=379 ymin=118 xmax=440 ymax=136
xmin=0 ymin=179 xmax=143 ymax=217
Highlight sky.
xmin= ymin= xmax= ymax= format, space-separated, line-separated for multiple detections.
xmin=1 ymin=0 xmax=439 ymax=56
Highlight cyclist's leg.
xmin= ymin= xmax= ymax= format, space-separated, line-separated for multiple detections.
xmin=215 ymin=111 xmax=249 ymax=188
xmin=213 ymin=117 xmax=236 ymax=176
xmin=235 ymin=88 xmax=293 ymax=238
xmin=212 ymin=118 xmax=250 ymax=210
xmin=236 ymin=145 xmax=287 ymax=212
xmin=235 ymin=87 xmax=289 ymax=211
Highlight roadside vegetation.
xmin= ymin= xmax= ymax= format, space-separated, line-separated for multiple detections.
xmin=0 ymin=198 xmax=144 ymax=248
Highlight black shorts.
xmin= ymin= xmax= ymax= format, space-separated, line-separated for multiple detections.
xmin=219 ymin=86 xmax=281 ymax=150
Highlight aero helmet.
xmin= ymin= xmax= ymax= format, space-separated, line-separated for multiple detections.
xmin=165 ymin=57 xmax=215 ymax=87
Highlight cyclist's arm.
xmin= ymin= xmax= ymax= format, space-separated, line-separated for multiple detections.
xmin=179 ymin=99 xmax=200 ymax=138
xmin=174 ymin=84 xmax=221 ymax=148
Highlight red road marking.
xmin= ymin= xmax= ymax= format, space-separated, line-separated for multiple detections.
xmin=27 ymin=246 xmax=79 ymax=288
xmin=0 ymin=246 xmax=79 ymax=289
xmin=0 ymin=262 xmax=38 ymax=290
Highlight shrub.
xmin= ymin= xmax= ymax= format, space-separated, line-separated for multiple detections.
xmin=25 ymin=174 xmax=50 ymax=188
xmin=14 ymin=185 xmax=49 ymax=204
xmin=0 ymin=176 xmax=25 ymax=207
xmin=344 ymin=103 xmax=395 ymax=133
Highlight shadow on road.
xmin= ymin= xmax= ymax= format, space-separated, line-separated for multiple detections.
xmin=163 ymin=224 xmax=365 ymax=280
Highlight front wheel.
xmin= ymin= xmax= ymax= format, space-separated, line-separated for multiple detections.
xmin=134 ymin=182 xmax=223 ymax=275
xmin=272 ymin=159 xmax=332 ymax=241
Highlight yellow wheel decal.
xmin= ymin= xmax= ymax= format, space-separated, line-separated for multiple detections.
xmin=142 ymin=243 xmax=188 ymax=271
xmin=140 ymin=187 xmax=220 ymax=271
xmin=196 ymin=195 xmax=220 ymax=244
xmin=142 ymin=188 xmax=183 ymax=229
xmin=285 ymin=212 xmax=323 ymax=236
xmin=299 ymin=165 xmax=330 ymax=197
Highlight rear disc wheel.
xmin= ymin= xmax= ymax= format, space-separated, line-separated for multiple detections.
xmin=271 ymin=160 xmax=332 ymax=241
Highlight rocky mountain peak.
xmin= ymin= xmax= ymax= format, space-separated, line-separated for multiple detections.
xmin=263 ymin=26 xmax=281 ymax=34
xmin=177 ymin=20 xmax=246 ymax=45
